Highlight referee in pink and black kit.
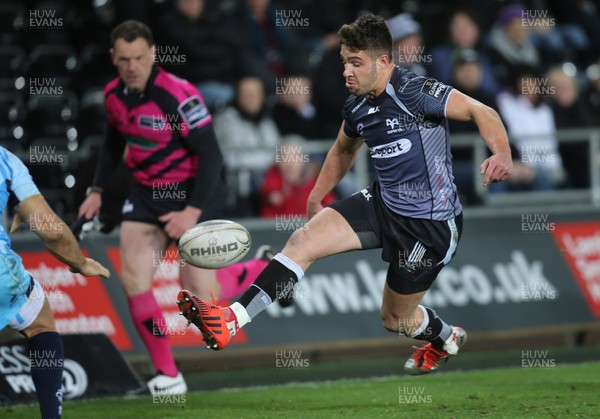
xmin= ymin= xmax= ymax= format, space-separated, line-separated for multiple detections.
xmin=78 ymin=20 xmax=274 ymax=395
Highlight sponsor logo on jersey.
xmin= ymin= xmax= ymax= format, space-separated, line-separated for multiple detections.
xmin=369 ymin=138 xmax=412 ymax=159
xmin=357 ymin=188 xmax=372 ymax=201
xmin=356 ymin=122 xmax=364 ymax=136
xmin=138 ymin=115 xmax=165 ymax=130
xmin=350 ymin=96 xmax=368 ymax=114
xmin=421 ymin=79 xmax=448 ymax=101
xmin=367 ymin=106 xmax=380 ymax=114
xmin=122 ymin=200 xmax=134 ymax=214
xmin=177 ymin=96 xmax=210 ymax=129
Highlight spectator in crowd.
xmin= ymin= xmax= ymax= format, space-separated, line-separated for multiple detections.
xmin=547 ymin=66 xmax=595 ymax=188
xmin=234 ymin=0 xmax=309 ymax=88
xmin=449 ymin=48 xmax=498 ymax=131
xmin=448 ymin=48 xmax=497 ymax=205
xmin=430 ymin=9 xmax=499 ymax=95
xmin=272 ymin=75 xmax=321 ymax=140
xmin=494 ymin=71 xmax=565 ymax=192
xmin=387 ymin=13 xmax=428 ymax=76
xmin=312 ymin=33 xmax=349 ymax=139
xmin=488 ymin=4 xmax=541 ymax=91
xmin=547 ymin=66 xmax=596 ymax=128
xmin=546 ymin=0 xmax=600 ymax=65
xmin=156 ymin=0 xmax=266 ymax=108
xmin=526 ymin=9 xmax=590 ymax=67
xmin=586 ymin=61 xmax=600 ymax=125
xmin=214 ymin=76 xmax=281 ymax=216
xmin=260 ymin=136 xmax=336 ymax=217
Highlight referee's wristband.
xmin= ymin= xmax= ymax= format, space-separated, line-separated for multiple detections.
xmin=86 ymin=186 xmax=103 ymax=196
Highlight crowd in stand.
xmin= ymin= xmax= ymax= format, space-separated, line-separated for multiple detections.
xmin=2 ymin=0 xmax=600 ymax=220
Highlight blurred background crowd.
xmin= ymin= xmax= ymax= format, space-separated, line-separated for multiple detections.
xmin=2 ymin=0 xmax=600 ymax=223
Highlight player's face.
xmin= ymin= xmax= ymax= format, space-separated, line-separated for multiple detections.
xmin=341 ymin=45 xmax=379 ymax=97
xmin=111 ymin=37 xmax=155 ymax=93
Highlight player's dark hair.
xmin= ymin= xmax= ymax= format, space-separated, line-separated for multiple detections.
xmin=338 ymin=14 xmax=393 ymax=61
xmin=110 ymin=20 xmax=153 ymax=48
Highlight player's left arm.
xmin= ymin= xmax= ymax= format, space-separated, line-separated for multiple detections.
xmin=159 ymin=124 xmax=224 ymax=239
xmin=445 ymin=89 xmax=512 ymax=187
xmin=158 ymin=92 xmax=224 ymax=239
xmin=182 ymin=123 xmax=224 ymax=213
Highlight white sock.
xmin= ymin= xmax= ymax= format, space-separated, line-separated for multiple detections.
xmin=273 ymin=253 xmax=305 ymax=280
xmin=230 ymin=302 xmax=251 ymax=329
xmin=409 ymin=305 xmax=429 ymax=338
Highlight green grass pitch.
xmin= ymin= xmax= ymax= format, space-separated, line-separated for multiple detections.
xmin=3 ymin=361 xmax=598 ymax=418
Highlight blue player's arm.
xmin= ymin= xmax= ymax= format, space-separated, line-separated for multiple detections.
xmin=4 ymin=149 xmax=110 ymax=278
xmin=13 ymin=195 xmax=110 ymax=278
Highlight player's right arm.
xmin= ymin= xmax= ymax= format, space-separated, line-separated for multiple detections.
xmin=78 ymin=125 xmax=125 ymax=219
xmin=3 ymin=149 xmax=110 ymax=278
xmin=15 ymin=195 xmax=110 ymax=278
xmin=307 ymin=122 xmax=362 ymax=219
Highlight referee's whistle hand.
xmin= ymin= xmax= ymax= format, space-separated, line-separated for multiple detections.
xmin=159 ymin=207 xmax=202 ymax=240
xmin=78 ymin=193 xmax=102 ymax=220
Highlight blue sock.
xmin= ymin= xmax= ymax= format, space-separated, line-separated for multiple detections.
xmin=29 ymin=332 xmax=64 ymax=419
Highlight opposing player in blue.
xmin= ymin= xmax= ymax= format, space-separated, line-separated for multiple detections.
xmin=178 ymin=14 xmax=512 ymax=374
xmin=0 ymin=146 xmax=110 ymax=418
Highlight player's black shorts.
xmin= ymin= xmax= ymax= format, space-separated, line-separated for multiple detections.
xmin=121 ymin=180 xmax=225 ymax=227
xmin=329 ymin=182 xmax=463 ymax=295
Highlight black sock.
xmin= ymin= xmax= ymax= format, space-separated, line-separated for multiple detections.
xmin=238 ymin=256 xmax=301 ymax=318
xmin=29 ymin=331 xmax=64 ymax=419
xmin=411 ymin=306 xmax=452 ymax=350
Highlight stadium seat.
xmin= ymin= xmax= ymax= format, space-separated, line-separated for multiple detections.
xmin=26 ymin=137 xmax=73 ymax=184
xmin=25 ymin=90 xmax=78 ymax=143
xmin=0 ymin=46 xmax=28 ymax=92
xmin=26 ymin=136 xmax=79 ymax=220
xmin=0 ymin=92 xmax=26 ymax=142
xmin=75 ymin=44 xmax=114 ymax=95
xmin=28 ymin=44 xmax=78 ymax=89
xmin=24 ymin=0 xmax=76 ymax=46
xmin=77 ymin=135 xmax=104 ymax=160
xmin=0 ymin=138 xmax=26 ymax=157
xmin=77 ymin=88 xmax=106 ymax=138
xmin=0 ymin=2 xmax=25 ymax=45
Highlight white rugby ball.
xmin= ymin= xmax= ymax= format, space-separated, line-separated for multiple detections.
xmin=178 ymin=220 xmax=252 ymax=269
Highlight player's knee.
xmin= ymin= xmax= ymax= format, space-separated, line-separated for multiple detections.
xmin=287 ymin=226 xmax=308 ymax=247
xmin=23 ymin=324 xmax=56 ymax=339
xmin=24 ymin=309 xmax=57 ymax=339
xmin=285 ymin=227 xmax=314 ymax=261
xmin=119 ymin=270 xmax=150 ymax=296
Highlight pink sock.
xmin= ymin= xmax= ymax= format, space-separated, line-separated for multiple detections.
xmin=128 ymin=290 xmax=178 ymax=377
xmin=217 ymin=259 xmax=268 ymax=300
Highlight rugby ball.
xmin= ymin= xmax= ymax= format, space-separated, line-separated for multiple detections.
xmin=178 ymin=220 xmax=252 ymax=269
